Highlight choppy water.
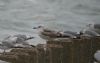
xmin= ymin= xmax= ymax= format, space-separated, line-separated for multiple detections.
xmin=0 ymin=0 xmax=100 ymax=62
xmin=0 ymin=0 xmax=100 ymax=45
xmin=0 ymin=0 xmax=100 ymax=44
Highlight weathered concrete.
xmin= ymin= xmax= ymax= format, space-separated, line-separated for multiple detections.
xmin=0 ymin=37 xmax=99 ymax=63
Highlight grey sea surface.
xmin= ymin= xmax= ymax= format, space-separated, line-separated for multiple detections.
xmin=0 ymin=0 xmax=100 ymax=63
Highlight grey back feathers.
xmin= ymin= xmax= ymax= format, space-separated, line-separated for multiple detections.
xmin=60 ymin=31 xmax=77 ymax=38
xmin=14 ymin=34 xmax=34 ymax=43
xmin=64 ymin=31 xmax=77 ymax=35
xmin=64 ymin=31 xmax=78 ymax=36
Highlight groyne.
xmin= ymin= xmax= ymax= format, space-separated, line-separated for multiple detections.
xmin=0 ymin=37 xmax=100 ymax=63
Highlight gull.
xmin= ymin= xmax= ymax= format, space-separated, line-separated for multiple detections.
xmin=83 ymin=30 xmax=100 ymax=37
xmin=0 ymin=34 xmax=34 ymax=54
xmin=81 ymin=24 xmax=100 ymax=37
xmin=33 ymin=25 xmax=61 ymax=40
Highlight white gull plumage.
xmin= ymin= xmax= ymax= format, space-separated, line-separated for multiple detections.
xmin=0 ymin=34 xmax=34 ymax=53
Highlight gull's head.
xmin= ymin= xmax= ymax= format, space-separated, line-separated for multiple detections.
xmin=33 ymin=25 xmax=44 ymax=29
xmin=32 ymin=25 xmax=45 ymax=34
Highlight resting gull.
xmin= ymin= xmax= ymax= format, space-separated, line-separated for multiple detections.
xmin=33 ymin=25 xmax=61 ymax=40
xmin=0 ymin=34 xmax=34 ymax=53
xmin=81 ymin=24 xmax=100 ymax=37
